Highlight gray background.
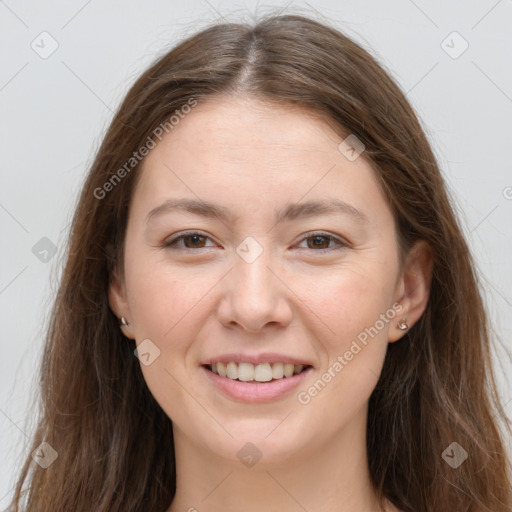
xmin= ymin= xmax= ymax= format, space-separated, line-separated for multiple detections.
xmin=1 ymin=0 xmax=511 ymax=506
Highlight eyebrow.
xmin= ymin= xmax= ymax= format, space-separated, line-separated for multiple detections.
xmin=145 ymin=198 xmax=369 ymax=225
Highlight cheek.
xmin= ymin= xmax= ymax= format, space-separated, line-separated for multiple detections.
xmin=123 ymin=263 xmax=217 ymax=422
xmin=291 ymin=261 xmax=396 ymax=409
xmin=301 ymin=302 xmax=395 ymax=428
xmin=124 ymin=238 xmax=216 ymax=335
xmin=293 ymin=259 xmax=396 ymax=345
xmin=125 ymin=241 xmax=398 ymax=353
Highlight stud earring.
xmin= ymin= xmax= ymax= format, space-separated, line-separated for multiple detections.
xmin=397 ymin=318 xmax=408 ymax=331
xmin=120 ymin=316 xmax=130 ymax=328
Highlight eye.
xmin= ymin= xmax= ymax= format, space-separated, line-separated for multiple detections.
xmin=295 ymin=232 xmax=348 ymax=252
xmin=162 ymin=230 xmax=348 ymax=253
xmin=163 ymin=231 xmax=216 ymax=251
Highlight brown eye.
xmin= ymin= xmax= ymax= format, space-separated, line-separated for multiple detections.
xmin=163 ymin=231 xmax=347 ymax=253
xmin=297 ymin=232 xmax=347 ymax=252
xmin=164 ymin=231 xmax=215 ymax=250
xmin=306 ymin=235 xmax=331 ymax=250
xmin=180 ymin=234 xmax=207 ymax=249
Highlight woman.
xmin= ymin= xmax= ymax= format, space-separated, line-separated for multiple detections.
xmin=8 ymin=12 xmax=511 ymax=512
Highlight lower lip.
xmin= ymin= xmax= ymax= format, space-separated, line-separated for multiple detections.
xmin=201 ymin=365 xmax=313 ymax=403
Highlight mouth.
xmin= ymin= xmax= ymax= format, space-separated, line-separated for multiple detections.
xmin=201 ymin=362 xmax=313 ymax=402
xmin=202 ymin=362 xmax=313 ymax=383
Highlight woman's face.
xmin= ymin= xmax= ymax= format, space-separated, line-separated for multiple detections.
xmin=110 ymin=95 xmax=415 ymax=464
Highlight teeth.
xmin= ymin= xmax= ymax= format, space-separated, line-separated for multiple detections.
xmin=284 ymin=363 xmax=294 ymax=377
xmin=226 ymin=362 xmax=238 ymax=380
xmin=293 ymin=364 xmax=304 ymax=375
xmin=255 ymin=363 xmax=273 ymax=382
xmin=272 ymin=362 xmax=284 ymax=379
xmin=238 ymin=362 xmax=255 ymax=381
xmin=209 ymin=362 xmax=307 ymax=382
xmin=217 ymin=362 xmax=226 ymax=377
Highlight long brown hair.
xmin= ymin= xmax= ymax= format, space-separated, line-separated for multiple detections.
xmin=8 ymin=11 xmax=511 ymax=512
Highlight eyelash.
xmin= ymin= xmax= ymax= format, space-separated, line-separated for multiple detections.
xmin=162 ymin=230 xmax=348 ymax=253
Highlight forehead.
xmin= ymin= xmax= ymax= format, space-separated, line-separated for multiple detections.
xmin=157 ymin=95 xmax=343 ymax=156
xmin=132 ymin=95 xmax=391 ymax=228
xmin=141 ymin=95 xmax=363 ymax=177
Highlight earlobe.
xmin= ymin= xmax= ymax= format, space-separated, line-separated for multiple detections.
xmin=108 ymin=270 xmax=135 ymax=339
xmin=389 ymin=239 xmax=434 ymax=343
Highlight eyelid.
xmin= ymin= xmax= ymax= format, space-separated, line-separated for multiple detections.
xmin=163 ymin=230 xmax=349 ymax=252
xmin=163 ymin=230 xmax=218 ymax=250
xmin=295 ymin=231 xmax=349 ymax=251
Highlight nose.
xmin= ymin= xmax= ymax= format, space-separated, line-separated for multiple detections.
xmin=215 ymin=243 xmax=293 ymax=333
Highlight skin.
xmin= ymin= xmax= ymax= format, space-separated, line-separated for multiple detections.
xmin=109 ymin=95 xmax=433 ymax=512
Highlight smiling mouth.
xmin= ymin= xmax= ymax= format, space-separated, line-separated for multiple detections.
xmin=203 ymin=362 xmax=312 ymax=383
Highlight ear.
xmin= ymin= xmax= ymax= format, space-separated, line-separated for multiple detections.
xmin=108 ymin=267 xmax=135 ymax=340
xmin=388 ymin=239 xmax=434 ymax=342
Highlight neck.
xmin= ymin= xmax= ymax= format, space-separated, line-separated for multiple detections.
xmin=167 ymin=407 xmax=392 ymax=512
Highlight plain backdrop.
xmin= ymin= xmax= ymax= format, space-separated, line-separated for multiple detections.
xmin=1 ymin=0 xmax=511 ymax=506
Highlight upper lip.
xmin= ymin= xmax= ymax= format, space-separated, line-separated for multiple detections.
xmin=201 ymin=352 xmax=314 ymax=367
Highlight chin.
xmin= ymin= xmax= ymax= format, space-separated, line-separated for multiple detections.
xmin=201 ymin=421 xmax=311 ymax=466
